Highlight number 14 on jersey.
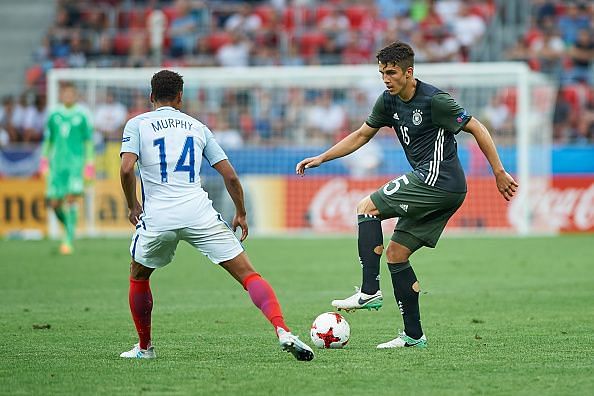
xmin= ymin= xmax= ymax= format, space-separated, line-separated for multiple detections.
xmin=153 ymin=136 xmax=195 ymax=183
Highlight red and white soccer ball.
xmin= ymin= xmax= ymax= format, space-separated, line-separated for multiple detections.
xmin=310 ymin=312 xmax=350 ymax=349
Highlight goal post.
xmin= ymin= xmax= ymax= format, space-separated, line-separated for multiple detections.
xmin=47 ymin=63 xmax=556 ymax=237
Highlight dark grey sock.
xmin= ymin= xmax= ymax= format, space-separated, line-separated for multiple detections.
xmin=357 ymin=214 xmax=383 ymax=294
xmin=388 ymin=261 xmax=423 ymax=339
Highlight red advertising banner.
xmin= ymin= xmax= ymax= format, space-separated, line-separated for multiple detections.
xmin=285 ymin=176 xmax=594 ymax=233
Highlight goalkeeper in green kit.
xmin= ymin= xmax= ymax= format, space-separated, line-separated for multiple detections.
xmin=39 ymin=83 xmax=94 ymax=254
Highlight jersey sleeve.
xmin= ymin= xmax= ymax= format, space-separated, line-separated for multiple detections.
xmin=81 ymin=108 xmax=94 ymax=141
xmin=120 ymin=117 xmax=140 ymax=156
xmin=202 ymin=127 xmax=228 ymax=166
xmin=431 ymin=92 xmax=471 ymax=134
xmin=365 ymin=94 xmax=393 ymax=128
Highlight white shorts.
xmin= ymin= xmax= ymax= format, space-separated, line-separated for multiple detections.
xmin=129 ymin=220 xmax=244 ymax=268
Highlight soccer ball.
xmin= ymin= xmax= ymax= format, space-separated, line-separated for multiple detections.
xmin=310 ymin=312 xmax=350 ymax=349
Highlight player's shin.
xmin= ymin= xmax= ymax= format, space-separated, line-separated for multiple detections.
xmin=358 ymin=215 xmax=383 ymax=294
xmin=242 ymin=273 xmax=289 ymax=333
xmin=129 ymin=278 xmax=153 ymax=349
xmin=388 ymin=261 xmax=423 ymax=339
xmin=65 ymin=203 xmax=78 ymax=244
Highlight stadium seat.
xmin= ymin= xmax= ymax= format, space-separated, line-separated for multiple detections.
xmin=344 ymin=5 xmax=367 ymax=29
xmin=254 ymin=5 xmax=275 ymax=28
xmin=314 ymin=5 xmax=332 ymax=24
xmin=283 ymin=6 xmax=312 ymax=31
xmin=113 ymin=32 xmax=132 ymax=56
xmin=206 ymin=32 xmax=233 ymax=53
xmin=299 ymin=32 xmax=328 ymax=58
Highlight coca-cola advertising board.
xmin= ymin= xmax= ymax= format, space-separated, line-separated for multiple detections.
xmin=281 ymin=176 xmax=594 ymax=233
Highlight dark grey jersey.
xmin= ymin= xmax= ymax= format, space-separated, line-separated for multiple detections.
xmin=366 ymin=79 xmax=471 ymax=193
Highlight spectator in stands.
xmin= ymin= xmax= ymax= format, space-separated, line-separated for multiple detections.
xmin=557 ymin=1 xmax=590 ymax=46
xmin=552 ymin=89 xmax=576 ymax=143
xmin=529 ymin=19 xmax=565 ymax=76
xmin=22 ymin=94 xmax=46 ymax=143
xmin=126 ymin=32 xmax=151 ymax=67
xmin=451 ymin=2 xmax=486 ymax=59
xmin=480 ymin=94 xmax=513 ymax=138
xmin=426 ymin=28 xmax=462 ymax=62
xmin=127 ymin=91 xmax=151 ymax=119
xmin=0 ymin=96 xmax=17 ymax=145
xmin=375 ymin=0 xmax=411 ymax=20
xmin=67 ymin=30 xmax=88 ymax=68
xmin=224 ymin=3 xmax=263 ymax=36
xmin=304 ymin=90 xmax=346 ymax=145
xmin=212 ymin=114 xmax=243 ymax=149
xmin=567 ymin=28 xmax=594 ymax=85
xmin=216 ymin=31 xmax=251 ymax=67
xmin=319 ymin=7 xmax=350 ymax=54
xmin=169 ymin=0 xmax=199 ymax=58
xmin=90 ymin=32 xmax=120 ymax=68
xmin=95 ymin=90 xmax=128 ymax=142
xmin=577 ymin=96 xmax=594 ymax=143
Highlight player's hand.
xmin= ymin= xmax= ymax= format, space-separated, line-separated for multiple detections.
xmin=232 ymin=212 xmax=249 ymax=242
xmin=128 ymin=201 xmax=143 ymax=226
xmin=84 ymin=163 xmax=95 ymax=181
xmin=495 ymin=170 xmax=518 ymax=201
xmin=39 ymin=157 xmax=49 ymax=177
xmin=296 ymin=156 xmax=323 ymax=176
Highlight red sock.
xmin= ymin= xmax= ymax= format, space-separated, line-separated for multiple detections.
xmin=129 ymin=278 xmax=153 ymax=349
xmin=243 ymin=273 xmax=289 ymax=333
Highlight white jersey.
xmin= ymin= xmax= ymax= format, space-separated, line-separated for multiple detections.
xmin=120 ymin=106 xmax=228 ymax=231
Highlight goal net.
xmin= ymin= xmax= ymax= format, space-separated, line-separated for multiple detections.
xmin=47 ymin=63 xmax=555 ymax=237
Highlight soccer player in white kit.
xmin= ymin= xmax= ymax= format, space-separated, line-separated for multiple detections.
xmin=119 ymin=70 xmax=313 ymax=361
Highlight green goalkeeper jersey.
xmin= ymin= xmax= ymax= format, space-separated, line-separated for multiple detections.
xmin=45 ymin=104 xmax=93 ymax=169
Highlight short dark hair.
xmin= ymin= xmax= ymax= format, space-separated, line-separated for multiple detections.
xmin=151 ymin=70 xmax=184 ymax=102
xmin=376 ymin=41 xmax=415 ymax=71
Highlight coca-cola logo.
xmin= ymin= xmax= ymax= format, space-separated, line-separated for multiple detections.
xmin=509 ymin=181 xmax=594 ymax=231
xmin=308 ymin=179 xmax=396 ymax=232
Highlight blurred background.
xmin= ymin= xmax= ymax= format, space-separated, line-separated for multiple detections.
xmin=0 ymin=0 xmax=593 ymax=238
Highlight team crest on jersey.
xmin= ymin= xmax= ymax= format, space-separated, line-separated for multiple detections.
xmin=412 ymin=109 xmax=423 ymax=126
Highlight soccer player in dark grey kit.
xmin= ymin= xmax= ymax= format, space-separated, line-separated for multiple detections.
xmin=296 ymin=41 xmax=518 ymax=348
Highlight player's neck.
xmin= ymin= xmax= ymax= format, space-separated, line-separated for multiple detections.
xmin=154 ymin=101 xmax=180 ymax=110
xmin=398 ymin=78 xmax=417 ymax=102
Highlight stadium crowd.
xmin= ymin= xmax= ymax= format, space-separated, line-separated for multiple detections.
xmin=1 ymin=0 xmax=593 ymax=151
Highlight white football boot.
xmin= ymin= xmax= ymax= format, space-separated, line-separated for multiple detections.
xmin=377 ymin=331 xmax=427 ymax=349
xmin=277 ymin=327 xmax=314 ymax=361
xmin=331 ymin=286 xmax=383 ymax=312
xmin=120 ymin=343 xmax=157 ymax=359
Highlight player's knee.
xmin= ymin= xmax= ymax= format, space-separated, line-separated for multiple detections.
xmin=130 ymin=260 xmax=153 ymax=280
xmin=386 ymin=243 xmax=411 ymax=263
xmin=356 ymin=196 xmax=375 ymax=215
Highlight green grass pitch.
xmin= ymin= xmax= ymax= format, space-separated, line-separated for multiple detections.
xmin=1 ymin=235 xmax=593 ymax=395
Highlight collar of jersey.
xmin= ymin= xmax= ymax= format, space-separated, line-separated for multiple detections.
xmin=155 ymin=106 xmax=178 ymax=112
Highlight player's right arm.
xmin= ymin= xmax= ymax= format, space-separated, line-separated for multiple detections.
xmin=296 ymin=93 xmax=392 ymax=175
xmin=295 ymin=123 xmax=379 ymax=175
xmin=39 ymin=113 xmax=55 ymax=176
xmin=120 ymin=152 xmax=142 ymax=225
xmin=120 ymin=117 xmax=142 ymax=225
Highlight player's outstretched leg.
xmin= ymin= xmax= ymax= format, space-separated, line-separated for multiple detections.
xmin=121 ymin=261 xmax=156 ymax=359
xmin=243 ymin=272 xmax=314 ymax=361
xmin=221 ymin=253 xmax=314 ymax=361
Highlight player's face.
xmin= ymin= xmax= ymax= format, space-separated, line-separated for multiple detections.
xmin=60 ymin=87 xmax=77 ymax=107
xmin=379 ymin=62 xmax=411 ymax=96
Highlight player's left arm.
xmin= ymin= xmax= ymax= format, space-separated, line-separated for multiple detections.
xmin=203 ymin=127 xmax=249 ymax=241
xmin=83 ymin=110 xmax=95 ymax=180
xmin=463 ymin=117 xmax=518 ymax=201
xmin=213 ymin=159 xmax=248 ymax=242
